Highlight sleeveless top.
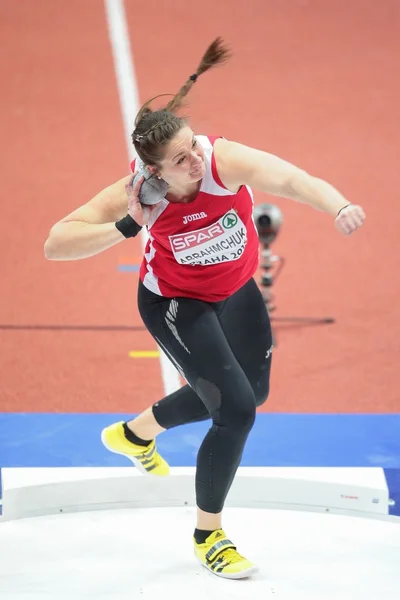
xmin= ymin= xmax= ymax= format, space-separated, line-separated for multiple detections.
xmin=131 ymin=135 xmax=259 ymax=303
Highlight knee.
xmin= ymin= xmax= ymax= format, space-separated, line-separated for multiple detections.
xmin=220 ymin=388 xmax=257 ymax=432
xmin=195 ymin=376 xmax=257 ymax=432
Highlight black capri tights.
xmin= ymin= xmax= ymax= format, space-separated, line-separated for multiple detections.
xmin=137 ymin=277 xmax=273 ymax=514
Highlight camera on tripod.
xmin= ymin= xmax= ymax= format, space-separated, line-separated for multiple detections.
xmin=253 ymin=204 xmax=284 ymax=309
xmin=252 ymin=202 xmax=334 ymax=336
xmin=253 ymin=203 xmax=283 ymax=246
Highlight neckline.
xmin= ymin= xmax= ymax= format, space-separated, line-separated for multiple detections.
xmin=165 ymin=179 xmax=204 ymax=207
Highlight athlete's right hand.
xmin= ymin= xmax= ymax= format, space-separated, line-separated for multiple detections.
xmin=125 ymin=173 xmax=160 ymax=227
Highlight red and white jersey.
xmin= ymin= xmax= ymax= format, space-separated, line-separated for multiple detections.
xmin=131 ymin=135 xmax=259 ymax=303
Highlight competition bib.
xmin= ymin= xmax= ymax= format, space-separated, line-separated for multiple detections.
xmin=169 ymin=209 xmax=247 ymax=266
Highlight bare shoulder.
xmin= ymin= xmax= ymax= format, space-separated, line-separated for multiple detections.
xmin=212 ymin=138 xmax=305 ymax=195
xmin=59 ymin=174 xmax=133 ymax=225
xmin=212 ymin=138 xmax=257 ymax=191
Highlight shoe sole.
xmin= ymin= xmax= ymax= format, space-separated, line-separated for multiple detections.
xmin=196 ymin=556 xmax=259 ymax=580
xmin=100 ymin=429 xmax=164 ymax=476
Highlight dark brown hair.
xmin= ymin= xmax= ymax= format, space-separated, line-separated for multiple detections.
xmin=131 ymin=37 xmax=231 ymax=166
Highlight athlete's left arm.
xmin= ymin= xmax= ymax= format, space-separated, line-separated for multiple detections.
xmin=214 ymin=139 xmax=365 ymax=233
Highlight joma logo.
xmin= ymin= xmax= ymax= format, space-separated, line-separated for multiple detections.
xmin=183 ymin=212 xmax=207 ymax=225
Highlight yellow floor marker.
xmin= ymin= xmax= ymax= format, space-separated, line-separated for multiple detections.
xmin=128 ymin=350 xmax=160 ymax=358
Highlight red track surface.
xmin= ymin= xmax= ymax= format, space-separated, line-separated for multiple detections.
xmin=1 ymin=0 xmax=399 ymax=414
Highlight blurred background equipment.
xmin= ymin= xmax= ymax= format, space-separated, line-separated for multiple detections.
xmin=253 ymin=203 xmax=335 ymax=341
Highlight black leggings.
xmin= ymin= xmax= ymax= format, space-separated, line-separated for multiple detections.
xmin=137 ymin=277 xmax=273 ymax=513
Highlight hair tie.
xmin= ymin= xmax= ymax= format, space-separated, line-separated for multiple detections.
xmin=337 ymin=203 xmax=352 ymax=216
xmin=189 ymin=73 xmax=198 ymax=82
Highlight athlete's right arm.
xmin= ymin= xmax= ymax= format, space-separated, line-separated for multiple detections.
xmin=44 ymin=175 xmax=135 ymax=261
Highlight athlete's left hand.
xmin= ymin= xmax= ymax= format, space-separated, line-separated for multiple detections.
xmin=334 ymin=204 xmax=366 ymax=235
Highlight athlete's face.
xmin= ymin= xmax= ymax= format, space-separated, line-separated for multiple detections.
xmin=158 ymin=126 xmax=206 ymax=186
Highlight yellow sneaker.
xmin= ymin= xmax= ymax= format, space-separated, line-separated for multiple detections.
xmin=194 ymin=529 xmax=258 ymax=579
xmin=101 ymin=421 xmax=169 ymax=476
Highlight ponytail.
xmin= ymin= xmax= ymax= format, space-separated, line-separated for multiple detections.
xmin=132 ymin=37 xmax=232 ymax=165
xmin=166 ymin=37 xmax=231 ymax=113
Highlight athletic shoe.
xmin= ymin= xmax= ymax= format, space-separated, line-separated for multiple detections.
xmin=101 ymin=421 xmax=169 ymax=476
xmin=194 ymin=529 xmax=258 ymax=579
